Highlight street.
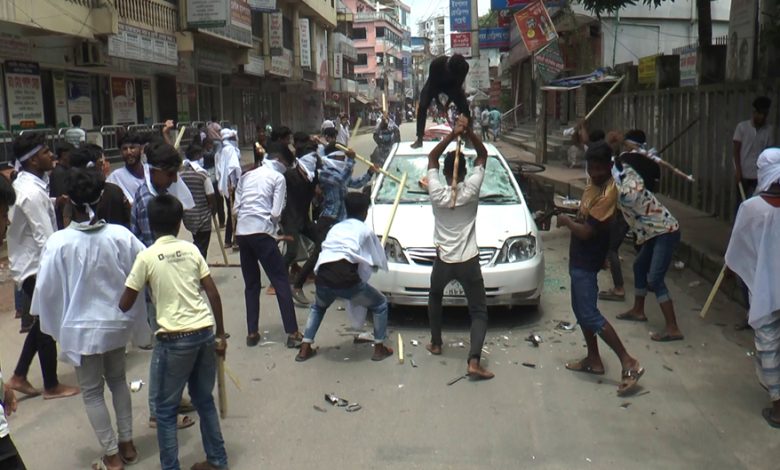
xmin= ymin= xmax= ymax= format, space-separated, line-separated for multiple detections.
xmin=1 ymin=122 xmax=777 ymax=469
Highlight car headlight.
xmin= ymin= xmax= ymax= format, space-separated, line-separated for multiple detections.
xmin=497 ymin=235 xmax=536 ymax=263
xmin=381 ymin=236 xmax=409 ymax=264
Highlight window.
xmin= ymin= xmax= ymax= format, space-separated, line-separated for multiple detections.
xmin=251 ymin=11 xmax=263 ymax=38
xmin=353 ymin=28 xmax=367 ymax=40
xmin=283 ymin=16 xmax=293 ymax=50
xmin=357 ymin=53 xmax=368 ymax=65
xmin=376 ymin=26 xmax=385 ymax=38
xmin=376 ymin=52 xmax=384 ymax=64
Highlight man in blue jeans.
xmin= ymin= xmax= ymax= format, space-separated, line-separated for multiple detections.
xmin=120 ymin=194 xmax=228 ymax=470
xmin=296 ymin=192 xmax=393 ymax=362
xmin=557 ymin=141 xmax=644 ymax=396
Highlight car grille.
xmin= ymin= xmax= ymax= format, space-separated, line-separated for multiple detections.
xmin=405 ymin=247 xmax=496 ymax=266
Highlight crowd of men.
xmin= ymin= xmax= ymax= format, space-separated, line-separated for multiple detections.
xmin=0 ymin=92 xmax=777 ymax=469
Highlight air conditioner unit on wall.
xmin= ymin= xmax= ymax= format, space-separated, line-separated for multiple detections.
xmin=74 ymin=42 xmax=108 ymax=67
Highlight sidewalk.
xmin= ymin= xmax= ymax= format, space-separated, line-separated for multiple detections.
xmin=494 ymin=139 xmax=743 ymax=305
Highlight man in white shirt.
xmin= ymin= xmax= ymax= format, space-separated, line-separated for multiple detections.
xmin=295 ymin=192 xmax=393 ymax=362
xmin=336 ymin=113 xmax=350 ymax=146
xmin=0 ymin=174 xmax=27 ymax=469
xmin=234 ymin=144 xmax=303 ymax=348
xmin=424 ymin=116 xmax=494 ymax=380
xmin=64 ymin=115 xmax=86 ymax=148
xmin=107 ymin=132 xmax=145 ymax=204
xmin=734 ymin=96 xmax=774 ymax=198
xmin=216 ymin=128 xmax=242 ymax=249
xmin=5 ymin=133 xmax=80 ymax=399
xmin=480 ymin=107 xmax=490 ymax=141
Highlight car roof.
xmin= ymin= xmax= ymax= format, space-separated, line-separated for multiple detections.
xmin=391 ymin=141 xmax=501 ymax=158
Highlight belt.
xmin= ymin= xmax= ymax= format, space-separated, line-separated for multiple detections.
xmin=156 ymin=327 xmax=211 ymax=341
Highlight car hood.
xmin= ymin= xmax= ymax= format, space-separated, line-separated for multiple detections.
xmin=368 ymin=203 xmax=532 ymax=249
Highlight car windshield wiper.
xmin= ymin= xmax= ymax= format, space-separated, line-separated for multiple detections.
xmin=480 ymin=194 xmax=519 ymax=202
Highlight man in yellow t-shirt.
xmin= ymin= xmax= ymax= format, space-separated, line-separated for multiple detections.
xmin=119 ymin=194 xmax=228 ymax=470
xmin=556 ymin=141 xmax=644 ymax=397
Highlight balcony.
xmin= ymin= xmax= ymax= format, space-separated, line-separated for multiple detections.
xmin=298 ymin=0 xmax=337 ymax=27
xmin=0 ymin=0 xmax=117 ymax=38
xmin=354 ymin=11 xmax=405 ymax=34
xmin=330 ymin=78 xmax=358 ymax=94
xmin=114 ymin=0 xmax=178 ymax=34
xmin=331 ymin=32 xmax=358 ymax=62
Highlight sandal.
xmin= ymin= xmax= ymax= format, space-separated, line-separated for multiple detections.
xmin=616 ymin=312 xmax=648 ymax=322
xmin=651 ymin=332 xmax=685 ymax=342
xmin=119 ymin=441 xmax=138 ymax=465
xmin=599 ymin=290 xmax=626 ymax=301
xmin=178 ymin=398 xmax=196 ymax=413
xmin=617 ymin=366 xmax=645 ymax=396
xmin=565 ymin=359 xmax=605 ymax=375
xmin=761 ymin=408 xmax=780 ymax=429
xmin=148 ymin=414 xmax=197 ymax=429
xmin=91 ymin=456 xmax=122 ymax=470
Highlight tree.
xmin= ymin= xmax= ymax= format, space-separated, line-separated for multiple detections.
xmin=577 ymin=0 xmax=713 ymax=46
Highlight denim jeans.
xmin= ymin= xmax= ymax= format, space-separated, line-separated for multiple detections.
xmin=147 ymin=300 xmax=160 ymax=419
xmin=633 ymin=230 xmax=681 ymax=303
xmin=303 ymin=282 xmax=388 ymax=344
xmin=569 ymin=267 xmax=606 ymax=333
xmin=155 ymin=329 xmax=227 ymax=470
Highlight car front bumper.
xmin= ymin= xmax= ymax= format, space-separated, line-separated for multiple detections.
xmin=371 ymin=254 xmax=545 ymax=307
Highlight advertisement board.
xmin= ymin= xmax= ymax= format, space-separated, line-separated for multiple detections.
xmin=299 ymin=19 xmax=311 ymax=68
xmin=451 ymin=32 xmax=472 ymax=57
xmin=679 ymin=47 xmax=697 ymax=87
xmin=513 ymin=0 xmax=557 ymax=54
xmin=248 ymin=0 xmax=275 ymax=11
xmin=111 ymin=77 xmax=138 ymax=124
xmin=535 ymin=40 xmax=564 ymax=83
xmin=269 ymin=48 xmax=292 ymax=77
xmin=269 ymin=12 xmax=283 ymax=56
xmin=450 ymin=0 xmax=472 ymax=32
xmin=187 ymin=0 xmax=227 ymax=28
xmin=333 ymin=53 xmax=343 ymax=78
xmin=479 ymin=28 xmax=510 ymax=49
xmin=4 ymin=61 xmax=44 ymax=130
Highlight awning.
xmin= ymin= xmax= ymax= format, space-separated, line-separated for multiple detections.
xmin=355 ymin=95 xmax=370 ymax=104
xmin=541 ymin=68 xmax=621 ymax=91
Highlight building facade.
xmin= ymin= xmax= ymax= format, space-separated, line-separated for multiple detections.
xmin=417 ymin=15 xmax=447 ymax=57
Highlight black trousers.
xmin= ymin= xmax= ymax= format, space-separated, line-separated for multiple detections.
xmin=192 ymin=230 xmax=211 ymax=259
xmin=212 ymin=181 xmax=225 ymax=227
xmin=291 ymin=216 xmax=337 ymax=289
xmin=224 ymin=196 xmax=234 ymax=246
xmin=283 ymin=221 xmax=317 ymax=269
xmin=0 ymin=436 xmax=26 ymax=470
xmin=428 ymin=256 xmax=488 ymax=361
xmin=14 ymin=276 xmax=59 ymax=390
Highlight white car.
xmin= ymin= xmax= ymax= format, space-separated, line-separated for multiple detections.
xmin=367 ymin=141 xmax=545 ymax=308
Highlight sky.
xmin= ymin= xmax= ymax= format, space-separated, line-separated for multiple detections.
xmin=404 ymin=0 xmax=492 ymax=30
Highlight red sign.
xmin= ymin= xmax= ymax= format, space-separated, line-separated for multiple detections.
xmin=513 ymin=0 xmax=557 ymax=54
xmin=497 ymin=9 xmax=512 ymax=27
xmin=450 ymin=32 xmax=472 ymax=56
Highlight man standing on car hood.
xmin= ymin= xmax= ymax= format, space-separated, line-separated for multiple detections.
xmin=424 ymin=115 xmax=493 ymax=380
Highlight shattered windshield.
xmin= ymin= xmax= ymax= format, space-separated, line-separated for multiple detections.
xmin=374 ymin=155 xmax=521 ymax=205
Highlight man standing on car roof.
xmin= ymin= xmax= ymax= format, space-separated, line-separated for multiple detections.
xmin=423 ymin=115 xmax=494 ymax=380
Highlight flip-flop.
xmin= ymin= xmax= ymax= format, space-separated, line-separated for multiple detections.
xmin=617 ymin=367 xmax=645 ymax=396
xmin=599 ymin=291 xmax=626 ymax=301
xmin=762 ymin=408 xmax=780 ymax=429
xmin=565 ymin=359 xmax=605 ymax=376
xmin=91 ymin=457 xmax=108 ymax=470
xmin=651 ymin=333 xmax=685 ymax=342
xmin=616 ymin=312 xmax=648 ymax=322
xmin=148 ymin=414 xmax=197 ymax=429
xmin=120 ymin=452 xmax=139 ymax=466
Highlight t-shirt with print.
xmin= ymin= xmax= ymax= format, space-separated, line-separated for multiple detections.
xmin=125 ymin=235 xmax=214 ymax=333
xmin=617 ymin=165 xmax=679 ymax=245
xmin=569 ymin=179 xmax=617 ymax=272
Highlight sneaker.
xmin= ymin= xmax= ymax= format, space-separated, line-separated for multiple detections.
xmin=292 ymin=288 xmax=311 ymax=306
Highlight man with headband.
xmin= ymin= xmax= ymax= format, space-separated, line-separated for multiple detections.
xmin=5 ymin=133 xmax=80 ymax=400
xmin=726 ymin=147 xmax=780 ymax=429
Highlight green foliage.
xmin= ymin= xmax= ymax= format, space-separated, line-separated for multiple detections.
xmin=576 ymin=0 xmax=669 ymax=16
xmin=479 ymin=10 xmax=498 ymax=28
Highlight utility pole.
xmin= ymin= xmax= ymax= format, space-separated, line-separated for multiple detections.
xmin=470 ymin=0 xmax=479 ymax=58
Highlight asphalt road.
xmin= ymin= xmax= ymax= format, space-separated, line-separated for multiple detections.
xmin=0 ymin=122 xmax=777 ymax=469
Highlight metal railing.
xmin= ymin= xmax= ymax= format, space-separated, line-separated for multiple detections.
xmin=113 ymin=0 xmax=178 ymax=32
xmin=500 ymin=102 xmax=525 ymax=130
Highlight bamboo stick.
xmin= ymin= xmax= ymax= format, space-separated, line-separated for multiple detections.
xmin=450 ymin=137 xmax=462 ymax=209
xmin=173 ymin=125 xmax=187 ymax=150
xmin=217 ymin=355 xmax=227 ymax=419
xmin=583 ymin=76 xmax=625 ymax=122
xmin=381 ymin=172 xmax=408 ymax=248
xmin=212 ymin=214 xmax=229 ymax=265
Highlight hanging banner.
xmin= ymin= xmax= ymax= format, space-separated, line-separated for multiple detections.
xmin=535 ymin=40 xmax=564 ymax=83
xmin=314 ymin=30 xmax=329 ymax=91
xmin=107 ymin=23 xmax=178 ymax=67
xmin=479 ymin=28 xmax=510 ymax=49
xmin=451 ymin=32 xmax=472 ymax=57
xmin=187 ymin=0 xmax=227 ymax=28
xmin=231 ymin=0 xmax=252 ymax=31
xmin=513 ymin=0 xmax=557 ymax=54
xmin=4 ymin=61 xmax=44 ymax=131
xmin=269 ymin=12 xmax=283 ymax=56
xmin=244 ymin=53 xmax=265 ymax=77
xmin=497 ymin=10 xmax=512 ymax=27
xmin=638 ymin=54 xmax=658 ymax=87
xmin=678 ymin=46 xmax=697 ymax=87
xmin=141 ymin=80 xmax=153 ymax=124
xmin=333 ymin=53 xmax=343 ymax=78
xmin=449 ymin=0 xmax=471 ymax=32
xmin=111 ymin=77 xmax=138 ymax=124
xmin=66 ymin=73 xmax=93 ymax=129
xmin=299 ymin=18 xmax=311 ymax=68
xmin=0 ymin=33 xmax=32 ymax=60
xmin=52 ymin=71 xmax=69 ymax=128
xmin=249 ymin=0 xmax=276 ymax=11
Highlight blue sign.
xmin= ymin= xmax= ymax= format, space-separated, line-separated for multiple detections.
xmin=479 ymin=28 xmax=510 ymax=49
xmin=490 ymin=0 xmax=564 ymax=10
xmin=450 ymin=0 xmax=472 ymax=32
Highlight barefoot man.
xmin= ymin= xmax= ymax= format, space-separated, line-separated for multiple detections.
xmin=424 ymin=116 xmax=493 ymax=380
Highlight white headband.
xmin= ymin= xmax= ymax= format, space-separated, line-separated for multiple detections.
xmin=14 ymin=144 xmax=44 ymax=171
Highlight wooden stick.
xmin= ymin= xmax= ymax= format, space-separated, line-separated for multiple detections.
xmin=217 ymin=355 xmax=227 ymax=419
xmin=381 ymin=172 xmax=408 ymax=248
xmin=334 ymin=144 xmax=410 ymax=187
xmin=382 ymin=92 xmax=388 ymax=116
xmin=700 ymin=182 xmax=747 ymax=319
xmin=656 ymin=117 xmax=700 ymax=155
xmin=584 ymin=76 xmax=625 ymax=122
xmin=212 ymin=214 xmax=229 ymax=265
xmin=397 ymin=333 xmax=404 ymax=364
xmin=354 ymin=117 xmax=362 ymax=134
xmin=450 ymin=137 xmax=462 ymax=209
xmin=173 ymin=126 xmax=187 ymax=150
xmin=699 ymin=264 xmax=728 ymax=319
xmin=653 ymin=157 xmax=695 ymax=182
xmin=224 ymin=363 xmax=242 ymax=391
